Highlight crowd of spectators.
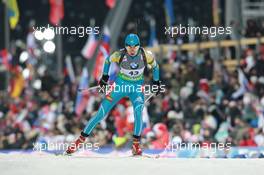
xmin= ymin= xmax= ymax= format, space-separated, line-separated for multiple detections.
xmin=1 ymin=43 xmax=264 ymax=151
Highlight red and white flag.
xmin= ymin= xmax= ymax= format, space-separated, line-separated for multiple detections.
xmin=49 ymin=0 xmax=64 ymax=26
xmin=81 ymin=33 xmax=98 ymax=59
xmin=0 ymin=49 xmax=12 ymax=69
xmin=105 ymin=0 xmax=116 ymax=9
xmin=93 ymin=27 xmax=110 ymax=81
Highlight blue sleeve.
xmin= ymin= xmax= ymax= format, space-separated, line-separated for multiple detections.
xmin=102 ymin=55 xmax=111 ymax=75
xmin=152 ymin=63 xmax=159 ymax=81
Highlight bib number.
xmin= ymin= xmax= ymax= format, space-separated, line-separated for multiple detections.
xmin=129 ymin=70 xmax=139 ymax=77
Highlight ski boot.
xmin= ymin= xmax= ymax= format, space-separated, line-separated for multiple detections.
xmin=131 ymin=135 xmax=142 ymax=156
xmin=65 ymin=132 xmax=88 ymax=155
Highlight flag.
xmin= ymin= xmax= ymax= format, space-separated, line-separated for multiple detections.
xmin=148 ymin=18 xmax=158 ymax=47
xmin=212 ymin=0 xmax=220 ymax=26
xmin=81 ymin=32 xmax=98 ymax=59
xmin=99 ymin=43 xmax=118 ymax=82
xmin=6 ymin=0 xmax=20 ymax=29
xmin=27 ymin=31 xmax=37 ymax=60
xmin=64 ymin=55 xmax=75 ymax=84
xmin=49 ymin=0 xmax=64 ymax=26
xmin=75 ymin=67 xmax=89 ymax=116
xmin=0 ymin=49 xmax=11 ymax=69
xmin=238 ymin=69 xmax=252 ymax=91
xmin=106 ymin=0 xmax=116 ymax=9
xmin=164 ymin=0 xmax=175 ymax=26
xmin=27 ymin=32 xmax=36 ymax=50
xmin=93 ymin=26 xmax=110 ymax=81
xmin=232 ymin=69 xmax=253 ymax=99
xmin=10 ymin=66 xmax=25 ymax=98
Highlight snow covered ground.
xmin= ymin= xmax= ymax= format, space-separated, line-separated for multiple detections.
xmin=1 ymin=153 xmax=264 ymax=175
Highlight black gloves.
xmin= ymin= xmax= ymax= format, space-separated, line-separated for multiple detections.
xmin=152 ymin=80 xmax=162 ymax=95
xmin=99 ymin=74 xmax=109 ymax=93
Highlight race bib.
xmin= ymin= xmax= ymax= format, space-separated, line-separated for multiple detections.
xmin=120 ymin=67 xmax=145 ymax=78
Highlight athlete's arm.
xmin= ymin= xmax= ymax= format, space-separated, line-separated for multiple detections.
xmin=102 ymin=51 xmax=121 ymax=76
xmin=145 ymin=50 xmax=159 ymax=81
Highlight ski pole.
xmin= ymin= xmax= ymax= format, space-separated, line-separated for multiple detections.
xmin=78 ymin=85 xmax=100 ymax=93
xmin=145 ymin=93 xmax=155 ymax=104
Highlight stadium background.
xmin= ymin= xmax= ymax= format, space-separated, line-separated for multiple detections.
xmin=1 ymin=0 xmax=264 ymax=157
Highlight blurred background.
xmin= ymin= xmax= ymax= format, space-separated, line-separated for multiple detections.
xmin=1 ymin=0 xmax=264 ymax=156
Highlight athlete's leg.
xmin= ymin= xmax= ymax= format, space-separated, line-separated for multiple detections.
xmin=83 ymin=91 xmax=125 ymax=135
xmin=128 ymin=91 xmax=145 ymax=136
xmin=82 ymin=90 xmax=124 ymax=135
xmin=66 ymin=90 xmax=125 ymax=154
xmin=128 ymin=90 xmax=145 ymax=155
